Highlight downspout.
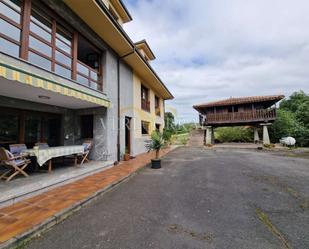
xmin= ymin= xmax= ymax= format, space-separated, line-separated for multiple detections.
xmin=117 ymin=48 xmax=136 ymax=162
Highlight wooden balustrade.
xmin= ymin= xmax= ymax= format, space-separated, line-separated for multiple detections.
xmin=206 ymin=108 xmax=277 ymax=124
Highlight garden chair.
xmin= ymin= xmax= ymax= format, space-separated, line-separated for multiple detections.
xmin=9 ymin=144 xmax=27 ymax=157
xmin=80 ymin=140 xmax=93 ymax=165
xmin=0 ymin=147 xmax=31 ymax=182
xmin=35 ymin=142 xmax=49 ymax=149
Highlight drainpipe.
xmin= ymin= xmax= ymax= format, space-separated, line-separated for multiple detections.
xmin=117 ymin=48 xmax=136 ymax=162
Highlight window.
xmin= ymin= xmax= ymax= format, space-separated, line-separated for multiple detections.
xmin=155 ymin=96 xmax=160 ymax=116
xmin=0 ymin=37 xmax=20 ymax=57
xmin=0 ymin=0 xmax=22 ymax=57
xmin=0 ymin=113 xmax=19 ymax=148
xmin=81 ymin=115 xmax=93 ymax=139
xmin=28 ymin=51 xmax=51 ymax=70
xmin=155 ymin=123 xmax=160 ymax=132
xmin=0 ymin=0 xmax=103 ymax=91
xmin=28 ymin=6 xmax=53 ymax=70
xmin=141 ymin=85 xmax=150 ymax=112
xmin=28 ymin=4 xmax=74 ymax=78
xmin=77 ymin=35 xmax=102 ymax=90
xmin=141 ymin=121 xmax=150 ymax=135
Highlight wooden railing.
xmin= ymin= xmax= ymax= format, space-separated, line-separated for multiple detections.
xmin=206 ymin=108 xmax=276 ymax=124
xmin=141 ymin=99 xmax=150 ymax=112
xmin=77 ymin=60 xmax=102 ymax=91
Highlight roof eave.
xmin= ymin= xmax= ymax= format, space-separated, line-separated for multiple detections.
xmin=109 ymin=0 xmax=133 ymax=23
xmin=63 ymin=0 xmax=173 ymax=100
xmin=135 ymin=39 xmax=156 ymax=60
xmin=194 ymin=95 xmax=285 ymax=109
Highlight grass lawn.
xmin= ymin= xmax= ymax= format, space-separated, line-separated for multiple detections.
xmin=171 ymin=133 xmax=190 ymax=145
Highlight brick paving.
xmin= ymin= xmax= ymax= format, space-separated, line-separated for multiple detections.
xmin=0 ymin=148 xmax=171 ymax=245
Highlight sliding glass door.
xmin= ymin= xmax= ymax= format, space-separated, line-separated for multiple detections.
xmin=0 ymin=107 xmax=61 ymax=149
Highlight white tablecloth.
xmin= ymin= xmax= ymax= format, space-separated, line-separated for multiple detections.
xmin=24 ymin=145 xmax=84 ymax=166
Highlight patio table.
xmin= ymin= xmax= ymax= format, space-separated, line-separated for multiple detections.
xmin=23 ymin=145 xmax=84 ymax=172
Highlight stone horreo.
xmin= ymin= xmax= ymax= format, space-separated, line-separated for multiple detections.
xmin=0 ymin=0 xmax=173 ymax=162
xmin=193 ymin=95 xmax=284 ymax=145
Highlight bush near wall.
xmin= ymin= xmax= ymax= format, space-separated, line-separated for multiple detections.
xmin=215 ymin=126 xmax=254 ymax=143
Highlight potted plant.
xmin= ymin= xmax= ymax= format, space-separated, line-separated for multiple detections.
xmin=146 ymin=131 xmax=165 ymax=169
xmin=123 ymin=147 xmax=130 ymax=161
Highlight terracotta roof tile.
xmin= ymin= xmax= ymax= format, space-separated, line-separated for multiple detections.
xmin=193 ymin=95 xmax=285 ymax=108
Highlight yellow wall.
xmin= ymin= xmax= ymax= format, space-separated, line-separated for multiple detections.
xmin=132 ymin=72 xmax=165 ymax=139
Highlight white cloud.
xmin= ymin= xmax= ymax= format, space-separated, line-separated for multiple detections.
xmin=124 ymin=0 xmax=309 ymax=122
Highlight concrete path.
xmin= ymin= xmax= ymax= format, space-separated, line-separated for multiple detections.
xmin=187 ymin=129 xmax=204 ymax=146
xmin=23 ymin=146 xmax=309 ymax=249
xmin=0 ymin=148 xmax=172 ymax=248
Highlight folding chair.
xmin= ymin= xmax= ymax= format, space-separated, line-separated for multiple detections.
xmin=80 ymin=140 xmax=93 ymax=165
xmin=35 ymin=142 xmax=49 ymax=149
xmin=0 ymin=147 xmax=31 ymax=182
xmin=9 ymin=144 xmax=27 ymax=157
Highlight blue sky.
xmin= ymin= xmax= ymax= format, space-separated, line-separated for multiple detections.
xmin=123 ymin=0 xmax=309 ymax=123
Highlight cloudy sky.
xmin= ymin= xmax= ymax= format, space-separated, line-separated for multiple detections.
xmin=124 ymin=0 xmax=309 ymax=122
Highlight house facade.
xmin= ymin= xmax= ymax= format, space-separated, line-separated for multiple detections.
xmin=0 ymin=0 xmax=173 ymax=162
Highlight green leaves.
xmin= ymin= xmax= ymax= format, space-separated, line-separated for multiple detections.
xmin=271 ymin=91 xmax=309 ymax=147
xmin=145 ymin=131 xmax=166 ymax=158
xmin=215 ymin=127 xmax=254 ymax=143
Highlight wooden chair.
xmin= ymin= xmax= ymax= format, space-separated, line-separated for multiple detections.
xmin=80 ymin=140 xmax=93 ymax=165
xmin=0 ymin=148 xmax=31 ymax=182
xmin=9 ymin=144 xmax=27 ymax=157
xmin=35 ymin=142 xmax=49 ymax=149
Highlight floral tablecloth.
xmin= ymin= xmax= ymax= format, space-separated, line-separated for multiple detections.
xmin=24 ymin=145 xmax=84 ymax=166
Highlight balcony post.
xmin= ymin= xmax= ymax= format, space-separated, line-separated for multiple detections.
xmin=260 ymin=123 xmax=271 ymax=145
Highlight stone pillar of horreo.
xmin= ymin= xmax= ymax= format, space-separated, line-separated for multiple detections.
xmin=254 ymin=127 xmax=260 ymax=143
xmin=205 ymin=126 xmax=213 ymax=145
xmin=260 ymin=123 xmax=271 ymax=145
xmin=201 ymin=126 xmax=207 ymax=145
xmin=211 ymin=127 xmax=215 ymax=144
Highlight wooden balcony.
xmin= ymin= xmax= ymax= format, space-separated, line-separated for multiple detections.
xmin=205 ymin=108 xmax=277 ymax=125
xmin=141 ymin=99 xmax=150 ymax=112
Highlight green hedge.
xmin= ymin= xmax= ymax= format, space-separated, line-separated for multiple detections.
xmin=215 ymin=127 xmax=253 ymax=143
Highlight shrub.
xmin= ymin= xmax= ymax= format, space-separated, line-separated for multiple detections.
xmin=145 ymin=131 xmax=165 ymax=159
xmin=162 ymin=129 xmax=172 ymax=144
xmin=215 ymin=127 xmax=253 ymax=143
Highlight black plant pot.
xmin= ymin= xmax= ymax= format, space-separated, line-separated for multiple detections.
xmin=151 ymin=159 xmax=161 ymax=169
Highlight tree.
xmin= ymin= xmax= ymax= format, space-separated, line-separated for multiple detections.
xmin=164 ymin=112 xmax=175 ymax=131
xmin=280 ymin=90 xmax=309 ymax=113
xmin=270 ymin=90 xmax=309 ymax=147
xmin=295 ymin=101 xmax=309 ymax=128
xmin=271 ymin=109 xmax=298 ymax=142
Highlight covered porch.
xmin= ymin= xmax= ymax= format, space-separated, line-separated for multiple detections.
xmin=0 ymin=55 xmax=112 ymax=181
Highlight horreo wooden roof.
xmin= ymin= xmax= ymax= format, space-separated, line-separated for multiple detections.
xmin=193 ymin=95 xmax=285 ymax=109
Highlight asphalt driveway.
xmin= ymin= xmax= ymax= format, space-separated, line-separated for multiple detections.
xmin=24 ymin=146 xmax=309 ymax=249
